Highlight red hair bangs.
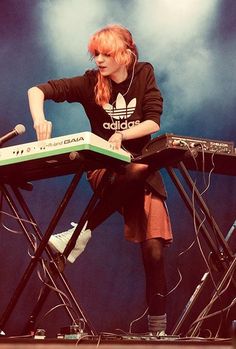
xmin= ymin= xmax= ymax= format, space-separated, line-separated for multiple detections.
xmin=88 ymin=28 xmax=127 ymax=61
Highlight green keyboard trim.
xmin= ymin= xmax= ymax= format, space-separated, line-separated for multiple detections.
xmin=0 ymin=143 xmax=131 ymax=167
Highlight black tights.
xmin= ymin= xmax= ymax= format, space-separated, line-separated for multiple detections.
xmin=87 ymin=164 xmax=167 ymax=316
xmin=141 ymin=238 xmax=167 ymax=315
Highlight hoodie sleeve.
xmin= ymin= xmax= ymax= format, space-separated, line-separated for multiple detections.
xmin=36 ymin=70 xmax=96 ymax=103
xmin=142 ymin=63 xmax=163 ymax=126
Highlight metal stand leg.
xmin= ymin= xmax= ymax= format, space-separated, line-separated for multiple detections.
xmin=166 ymin=164 xmax=235 ymax=336
xmin=22 ymin=169 xmax=113 ymax=335
xmin=62 ymin=170 xmax=113 ymax=260
xmin=12 ymin=182 xmax=96 ymax=335
xmin=0 ymin=170 xmax=95 ymax=335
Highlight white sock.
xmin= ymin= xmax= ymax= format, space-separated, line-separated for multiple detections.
xmin=148 ymin=314 xmax=167 ymax=335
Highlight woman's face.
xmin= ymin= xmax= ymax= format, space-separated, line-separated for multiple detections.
xmin=94 ymin=52 xmax=127 ymax=82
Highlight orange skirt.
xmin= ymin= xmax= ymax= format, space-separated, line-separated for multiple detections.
xmin=87 ymin=169 xmax=173 ymax=244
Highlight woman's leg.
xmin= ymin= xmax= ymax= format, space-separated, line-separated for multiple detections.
xmin=87 ymin=163 xmax=150 ymax=230
xmin=48 ymin=163 xmax=150 ymax=262
xmin=140 ymin=238 xmax=168 ymax=334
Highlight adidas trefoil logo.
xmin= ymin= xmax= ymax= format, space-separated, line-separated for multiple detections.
xmin=104 ymin=93 xmax=136 ymax=120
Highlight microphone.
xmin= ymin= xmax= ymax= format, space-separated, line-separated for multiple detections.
xmin=0 ymin=124 xmax=26 ymax=146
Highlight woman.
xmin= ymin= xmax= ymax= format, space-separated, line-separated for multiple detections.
xmin=28 ymin=24 xmax=173 ymax=335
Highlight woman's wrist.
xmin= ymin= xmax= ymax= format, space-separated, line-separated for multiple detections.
xmin=115 ymin=131 xmax=125 ymax=141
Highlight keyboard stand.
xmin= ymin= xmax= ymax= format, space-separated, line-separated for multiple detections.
xmin=0 ymin=163 xmax=113 ymax=336
xmin=166 ymin=161 xmax=235 ymax=337
xmin=0 ymin=178 xmax=87 ymax=334
xmin=22 ymin=170 xmax=113 ymax=336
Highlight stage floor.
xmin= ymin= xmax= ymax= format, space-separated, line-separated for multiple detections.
xmin=0 ymin=336 xmax=233 ymax=349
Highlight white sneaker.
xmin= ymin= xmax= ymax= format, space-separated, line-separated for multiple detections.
xmin=150 ymin=330 xmax=167 ymax=337
xmin=48 ymin=222 xmax=91 ymax=263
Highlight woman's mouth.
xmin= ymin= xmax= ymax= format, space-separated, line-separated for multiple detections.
xmin=98 ymin=66 xmax=106 ymax=70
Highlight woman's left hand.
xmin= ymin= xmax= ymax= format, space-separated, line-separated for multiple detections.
xmin=108 ymin=132 xmax=124 ymax=149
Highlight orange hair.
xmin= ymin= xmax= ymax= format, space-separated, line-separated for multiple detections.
xmin=88 ymin=24 xmax=138 ymax=106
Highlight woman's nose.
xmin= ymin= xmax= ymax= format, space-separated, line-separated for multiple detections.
xmin=96 ymin=54 xmax=104 ymax=62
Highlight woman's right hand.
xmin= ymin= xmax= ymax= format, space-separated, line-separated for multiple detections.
xmin=34 ymin=119 xmax=52 ymax=140
xmin=28 ymin=86 xmax=52 ymax=140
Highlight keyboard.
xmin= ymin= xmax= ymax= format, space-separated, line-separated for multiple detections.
xmin=0 ymin=132 xmax=131 ymax=182
xmin=134 ymin=133 xmax=236 ymax=176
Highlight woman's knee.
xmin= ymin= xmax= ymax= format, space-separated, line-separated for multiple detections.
xmin=124 ymin=163 xmax=150 ymax=183
xmin=141 ymin=238 xmax=164 ymax=264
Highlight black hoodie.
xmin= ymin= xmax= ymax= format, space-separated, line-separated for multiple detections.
xmin=37 ymin=62 xmax=167 ymax=197
xmin=37 ymin=62 xmax=163 ymax=156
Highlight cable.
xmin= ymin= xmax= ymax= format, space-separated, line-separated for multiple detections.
xmin=0 ymin=210 xmax=37 ymax=232
xmin=34 ymin=259 xmax=82 ymax=327
xmin=187 ymin=296 xmax=236 ymax=337
xmin=128 ymin=307 xmax=149 ymax=333
xmin=185 ymin=155 xmax=235 ymax=337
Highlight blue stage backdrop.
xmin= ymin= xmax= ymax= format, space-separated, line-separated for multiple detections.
xmin=0 ymin=0 xmax=235 ymax=338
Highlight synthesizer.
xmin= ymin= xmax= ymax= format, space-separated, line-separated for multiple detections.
xmin=134 ymin=133 xmax=236 ymax=176
xmin=0 ymin=132 xmax=131 ymax=182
